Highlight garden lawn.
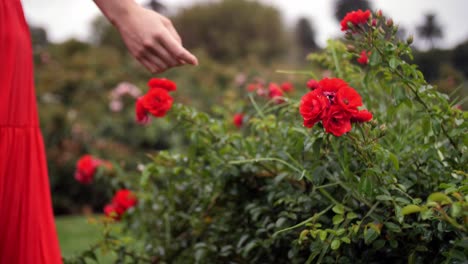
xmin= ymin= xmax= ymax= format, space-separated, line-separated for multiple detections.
xmin=56 ymin=215 xmax=116 ymax=263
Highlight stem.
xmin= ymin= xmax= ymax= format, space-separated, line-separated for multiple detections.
xmin=435 ymin=206 xmax=466 ymax=232
xmin=330 ymin=43 xmax=343 ymax=78
xmin=272 ymin=205 xmax=333 ymax=237
xmin=317 ymin=188 xmax=352 ymax=211
xmin=230 ymin=157 xmax=303 ymax=174
xmin=358 ymin=201 xmax=381 ymax=229
xmin=248 ymin=93 xmax=266 ymax=119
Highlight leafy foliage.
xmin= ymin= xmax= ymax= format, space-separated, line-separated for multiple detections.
xmin=35 ymin=37 xmax=296 ymax=214
xmin=65 ymin=10 xmax=467 ymax=264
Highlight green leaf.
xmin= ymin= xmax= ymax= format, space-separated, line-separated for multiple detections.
xmin=319 ymin=230 xmax=327 ymax=241
xmin=388 ymin=152 xmax=399 ymax=171
xmin=422 ymin=118 xmax=432 ymax=136
xmin=299 ymin=230 xmax=309 ymax=241
xmin=451 ymin=202 xmax=462 ymax=218
xmin=364 ymin=228 xmax=379 ymax=245
xmin=401 ymin=205 xmax=422 ymax=216
xmin=373 ymin=239 xmax=386 ymax=250
xmin=384 ymin=222 xmax=402 ymax=233
xmin=346 ymin=212 xmax=358 ymax=220
xmin=341 ymin=237 xmax=351 ymax=244
xmin=369 ymin=51 xmax=382 ymax=66
xmin=336 ymin=228 xmax=346 ymax=236
xmin=242 ymin=241 xmax=258 ymax=257
xmin=389 ymin=57 xmax=400 ymax=69
xmin=427 ymin=192 xmax=452 ymax=204
xmin=333 ymin=215 xmax=344 ymax=225
xmin=331 ymin=239 xmax=341 ymax=250
xmin=359 ymin=176 xmax=373 ymax=197
xmin=332 ymin=204 xmax=345 ymax=215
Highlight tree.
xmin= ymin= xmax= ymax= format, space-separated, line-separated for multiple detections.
xmin=172 ymin=0 xmax=287 ymax=63
xmin=29 ymin=25 xmax=49 ymax=50
xmin=145 ymin=0 xmax=165 ymax=13
xmin=417 ymin=13 xmax=443 ymax=50
xmin=334 ymin=0 xmax=372 ymax=22
xmin=452 ymin=39 xmax=468 ymax=77
xmin=295 ymin=17 xmax=319 ymax=58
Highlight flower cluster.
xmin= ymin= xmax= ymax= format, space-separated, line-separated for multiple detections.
xmin=135 ymin=78 xmax=177 ymax=124
xmin=74 ymin=155 xmax=112 ymax=184
xmin=104 ymin=189 xmax=138 ymax=220
xmin=300 ymin=78 xmax=372 ymax=136
xmin=340 ymin=9 xmax=371 ymax=31
xmin=246 ymin=80 xmax=294 ymax=104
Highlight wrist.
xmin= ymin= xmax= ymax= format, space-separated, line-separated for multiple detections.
xmin=94 ymin=0 xmax=139 ymax=28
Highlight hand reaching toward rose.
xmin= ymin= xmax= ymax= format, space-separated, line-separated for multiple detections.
xmin=94 ymin=0 xmax=198 ymax=74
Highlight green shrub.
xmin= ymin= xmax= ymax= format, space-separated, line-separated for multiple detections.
xmin=66 ymin=11 xmax=467 ymax=264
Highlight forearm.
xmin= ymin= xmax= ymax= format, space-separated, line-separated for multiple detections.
xmin=93 ymin=0 xmax=139 ymax=27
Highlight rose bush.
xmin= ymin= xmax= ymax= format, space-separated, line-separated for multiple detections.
xmin=66 ymin=10 xmax=467 ymax=264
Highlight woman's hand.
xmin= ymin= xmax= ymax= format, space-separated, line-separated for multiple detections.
xmin=94 ymin=0 xmax=198 ymax=74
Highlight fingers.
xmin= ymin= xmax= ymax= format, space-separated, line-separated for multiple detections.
xmin=160 ymin=34 xmax=198 ymax=66
xmin=140 ymin=39 xmax=180 ymax=73
xmin=151 ymin=44 xmax=180 ymax=68
xmin=139 ymin=56 xmax=162 ymax=74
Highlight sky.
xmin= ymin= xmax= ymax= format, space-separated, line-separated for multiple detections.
xmin=22 ymin=0 xmax=468 ymax=49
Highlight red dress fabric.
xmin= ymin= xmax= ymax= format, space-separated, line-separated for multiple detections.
xmin=0 ymin=0 xmax=62 ymax=263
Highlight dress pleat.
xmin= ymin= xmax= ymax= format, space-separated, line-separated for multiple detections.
xmin=0 ymin=0 xmax=62 ymax=263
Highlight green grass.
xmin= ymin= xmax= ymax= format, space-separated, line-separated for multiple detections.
xmin=56 ymin=215 xmax=116 ymax=263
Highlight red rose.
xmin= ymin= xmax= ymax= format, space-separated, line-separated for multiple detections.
xmin=268 ymin=83 xmax=284 ymax=103
xmin=317 ymin=78 xmax=349 ymax=104
xmin=340 ymin=9 xmax=371 ymax=31
xmin=357 ymin=50 xmax=370 ymax=65
xmin=135 ymin=88 xmax=173 ymax=124
xmin=351 ymin=110 xmax=373 ymax=122
xmin=104 ymin=203 xmax=125 ymax=220
xmin=233 ymin=113 xmax=244 ymax=128
xmin=74 ymin=155 xmax=101 ymax=184
xmin=135 ymin=98 xmax=150 ymax=125
xmin=148 ymin=78 xmax=177 ymax=92
xmin=300 ymin=89 xmax=329 ymax=128
xmin=306 ymin=79 xmax=320 ymax=90
xmin=142 ymin=88 xmax=173 ymax=117
xmin=335 ymin=85 xmax=363 ymax=112
xmin=103 ymin=189 xmax=137 ymax=220
xmin=281 ymin=82 xmax=294 ymax=93
xmin=318 ymin=78 xmax=348 ymax=95
xmin=112 ymin=189 xmax=137 ymax=211
xmin=299 ymin=77 xmax=372 ymax=136
xmin=322 ymin=105 xmax=352 ymax=137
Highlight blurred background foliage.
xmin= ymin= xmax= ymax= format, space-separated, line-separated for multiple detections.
xmin=29 ymin=0 xmax=467 ymax=215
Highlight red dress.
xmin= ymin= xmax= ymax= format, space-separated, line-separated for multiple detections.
xmin=0 ymin=0 xmax=62 ymax=263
